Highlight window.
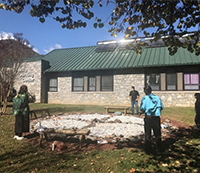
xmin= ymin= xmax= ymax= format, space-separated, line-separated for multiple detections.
xmin=88 ymin=77 xmax=96 ymax=91
xmin=101 ymin=75 xmax=113 ymax=91
xmin=49 ymin=78 xmax=57 ymax=92
xmin=72 ymin=75 xmax=113 ymax=92
xmin=184 ymin=73 xmax=199 ymax=90
xmin=146 ymin=74 xmax=160 ymax=91
xmin=73 ymin=77 xmax=84 ymax=91
xmin=166 ymin=73 xmax=177 ymax=90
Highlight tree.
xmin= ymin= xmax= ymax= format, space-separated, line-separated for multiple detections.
xmin=0 ymin=0 xmax=199 ymax=55
xmin=0 ymin=33 xmax=36 ymax=114
xmin=104 ymin=0 xmax=200 ymax=55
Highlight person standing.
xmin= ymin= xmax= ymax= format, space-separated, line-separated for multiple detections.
xmin=13 ymin=85 xmax=30 ymax=140
xmin=140 ymin=85 xmax=164 ymax=155
xmin=194 ymin=93 xmax=200 ymax=129
xmin=129 ymin=86 xmax=140 ymax=115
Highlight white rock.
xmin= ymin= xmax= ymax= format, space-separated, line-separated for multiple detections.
xmin=32 ymin=114 xmax=145 ymax=139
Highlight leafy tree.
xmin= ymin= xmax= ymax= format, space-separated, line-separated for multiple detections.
xmin=0 ymin=0 xmax=199 ymax=55
xmin=104 ymin=0 xmax=200 ymax=55
xmin=0 ymin=33 xmax=36 ymax=114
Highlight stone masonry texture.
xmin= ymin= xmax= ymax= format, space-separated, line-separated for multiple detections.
xmin=14 ymin=61 xmax=196 ymax=107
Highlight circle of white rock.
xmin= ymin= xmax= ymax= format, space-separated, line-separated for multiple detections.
xmin=30 ymin=113 xmax=175 ymax=144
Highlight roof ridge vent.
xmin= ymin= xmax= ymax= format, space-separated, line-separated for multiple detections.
xmin=95 ymin=40 xmax=117 ymax=52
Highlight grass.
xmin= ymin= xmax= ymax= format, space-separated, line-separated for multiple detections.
xmin=1 ymin=104 xmax=200 ymax=172
xmin=28 ymin=103 xmax=196 ymax=126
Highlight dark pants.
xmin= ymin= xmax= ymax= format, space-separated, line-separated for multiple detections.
xmin=195 ymin=114 xmax=200 ymax=128
xmin=15 ymin=114 xmax=24 ymax=137
xmin=15 ymin=112 xmax=29 ymax=136
xmin=144 ymin=116 xmax=162 ymax=154
xmin=23 ymin=112 xmax=30 ymax=132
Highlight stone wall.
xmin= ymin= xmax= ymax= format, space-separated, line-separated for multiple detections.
xmin=14 ymin=61 xmax=42 ymax=103
xmin=48 ymin=73 xmax=196 ymax=107
xmin=155 ymin=91 xmax=195 ymax=107
xmin=13 ymin=60 xmax=196 ymax=107
xmin=48 ymin=74 xmax=145 ymax=106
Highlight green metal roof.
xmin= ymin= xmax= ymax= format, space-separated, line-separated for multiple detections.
xmin=24 ymin=55 xmax=44 ymax=62
xmin=42 ymin=46 xmax=200 ymax=73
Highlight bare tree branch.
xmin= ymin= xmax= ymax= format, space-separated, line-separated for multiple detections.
xmin=0 ymin=33 xmax=37 ymax=114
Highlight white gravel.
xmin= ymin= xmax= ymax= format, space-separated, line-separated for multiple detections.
xmin=34 ymin=113 xmax=144 ymax=139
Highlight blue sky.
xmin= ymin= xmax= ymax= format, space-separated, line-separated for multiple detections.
xmin=0 ymin=2 xmax=126 ymax=55
xmin=0 ymin=2 xmax=198 ymax=55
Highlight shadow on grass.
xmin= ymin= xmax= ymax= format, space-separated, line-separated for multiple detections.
xmin=24 ymin=125 xmax=200 ymax=157
xmin=160 ymin=127 xmax=200 ymax=170
xmin=123 ymin=126 xmax=200 ymax=172
xmin=0 ymin=133 xmax=84 ymax=172
xmin=1 ymin=116 xmax=200 ymax=172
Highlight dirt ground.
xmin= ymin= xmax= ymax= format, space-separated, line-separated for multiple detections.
xmin=162 ymin=117 xmax=190 ymax=128
xmin=24 ymin=116 xmax=192 ymax=154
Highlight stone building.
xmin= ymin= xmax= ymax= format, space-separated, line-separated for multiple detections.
xmin=14 ymin=39 xmax=200 ymax=107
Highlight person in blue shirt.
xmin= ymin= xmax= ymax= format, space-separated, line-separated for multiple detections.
xmin=140 ymin=85 xmax=164 ymax=155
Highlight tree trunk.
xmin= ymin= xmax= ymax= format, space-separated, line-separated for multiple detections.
xmin=2 ymin=97 xmax=7 ymax=114
xmin=0 ymin=84 xmax=2 ymax=115
xmin=1 ymin=87 xmax=11 ymax=114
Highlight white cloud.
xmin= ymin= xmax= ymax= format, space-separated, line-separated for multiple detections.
xmin=43 ymin=43 xmax=62 ymax=54
xmin=44 ymin=47 xmax=54 ymax=54
xmin=24 ymin=42 xmax=31 ymax=48
xmin=55 ymin=44 xmax=62 ymax=49
xmin=0 ymin=32 xmax=63 ymax=55
xmin=43 ymin=49 xmax=49 ymax=54
xmin=0 ymin=31 xmax=14 ymax=40
xmin=33 ymin=47 xmax=39 ymax=54
xmin=0 ymin=31 xmax=39 ymax=54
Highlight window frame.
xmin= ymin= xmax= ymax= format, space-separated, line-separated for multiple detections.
xmin=72 ymin=77 xmax=84 ymax=92
xmin=166 ymin=73 xmax=177 ymax=91
xmin=183 ymin=73 xmax=199 ymax=90
xmin=145 ymin=73 xmax=160 ymax=91
xmin=49 ymin=78 xmax=58 ymax=92
xmin=101 ymin=75 xmax=113 ymax=91
xmin=88 ymin=76 xmax=96 ymax=91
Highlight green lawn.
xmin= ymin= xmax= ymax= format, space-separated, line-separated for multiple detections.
xmin=0 ymin=104 xmax=200 ymax=172
xmin=28 ymin=103 xmax=196 ymax=126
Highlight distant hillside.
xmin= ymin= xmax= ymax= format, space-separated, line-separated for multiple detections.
xmin=0 ymin=39 xmax=39 ymax=57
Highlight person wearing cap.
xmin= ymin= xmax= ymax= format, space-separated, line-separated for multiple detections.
xmin=129 ymin=86 xmax=140 ymax=115
xmin=140 ymin=85 xmax=164 ymax=155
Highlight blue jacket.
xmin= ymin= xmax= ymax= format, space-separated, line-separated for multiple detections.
xmin=140 ymin=93 xmax=164 ymax=116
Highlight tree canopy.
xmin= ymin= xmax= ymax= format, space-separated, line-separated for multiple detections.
xmin=0 ymin=0 xmax=199 ymax=55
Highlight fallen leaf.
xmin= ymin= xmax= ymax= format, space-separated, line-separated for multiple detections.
xmin=192 ymin=169 xmax=198 ymax=173
xmin=162 ymin=163 xmax=168 ymax=167
xmin=129 ymin=168 xmax=136 ymax=172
